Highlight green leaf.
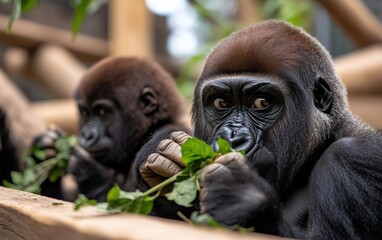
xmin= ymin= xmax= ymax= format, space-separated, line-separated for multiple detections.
xmin=106 ymin=184 xmax=120 ymax=202
xmin=21 ymin=0 xmax=38 ymax=12
xmin=2 ymin=180 xmax=19 ymax=189
xmin=48 ymin=166 xmax=64 ymax=182
xmin=215 ymin=138 xmax=232 ymax=154
xmin=74 ymin=194 xmax=97 ymax=210
xmin=190 ymin=212 xmax=223 ymax=228
xmin=10 ymin=171 xmax=23 ymax=185
xmin=23 ymin=183 xmax=40 ymax=194
xmin=190 ymin=212 xmax=255 ymax=232
xmin=166 ymin=176 xmax=197 ymax=207
xmin=71 ymin=0 xmax=92 ymax=38
xmin=181 ymin=138 xmax=217 ymax=172
xmin=23 ymin=168 xmax=35 ymax=185
xmin=34 ymin=150 xmax=46 ymax=161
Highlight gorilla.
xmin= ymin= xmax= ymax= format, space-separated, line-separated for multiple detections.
xmin=0 ymin=108 xmax=19 ymax=183
xmin=33 ymin=57 xmax=190 ymax=201
xmin=134 ymin=20 xmax=382 ymax=239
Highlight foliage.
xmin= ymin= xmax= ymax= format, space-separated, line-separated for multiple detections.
xmin=2 ymin=135 xmax=77 ymax=194
xmin=2 ymin=0 xmax=107 ymax=36
xmin=74 ymin=137 xmax=250 ymax=232
xmin=259 ymin=0 xmax=314 ymax=30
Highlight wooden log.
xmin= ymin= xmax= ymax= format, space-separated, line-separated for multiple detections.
xmin=0 ymin=69 xmax=46 ymax=158
xmin=31 ymin=99 xmax=79 ymax=134
xmin=109 ymin=0 xmax=152 ymax=57
xmin=317 ymin=0 xmax=382 ymax=47
xmin=0 ymin=187 xmax=282 ymax=240
xmin=0 ymin=14 xmax=108 ymax=62
xmin=31 ymin=45 xmax=87 ymax=98
xmin=335 ymin=45 xmax=382 ymax=94
xmin=3 ymin=45 xmax=86 ymax=98
xmin=348 ymin=95 xmax=382 ymax=129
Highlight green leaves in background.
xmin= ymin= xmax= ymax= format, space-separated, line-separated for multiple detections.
xmin=2 ymin=135 xmax=77 ymax=194
xmin=71 ymin=0 xmax=92 ymax=39
xmin=3 ymin=0 xmax=107 ymax=37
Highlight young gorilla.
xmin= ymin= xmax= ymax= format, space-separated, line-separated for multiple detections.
xmin=134 ymin=20 xmax=382 ymax=238
xmin=34 ymin=57 xmax=190 ymax=201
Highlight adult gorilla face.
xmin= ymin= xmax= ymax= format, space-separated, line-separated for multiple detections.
xmin=201 ymin=76 xmax=285 ymax=159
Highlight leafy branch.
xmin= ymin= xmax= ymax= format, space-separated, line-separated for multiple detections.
xmin=74 ymin=137 xmax=252 ymax=232
xmin=2 ymin=135 xmax=77 ymax=194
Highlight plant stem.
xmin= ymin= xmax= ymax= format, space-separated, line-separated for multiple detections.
xmin=142 ymin=171 xmax=184 ymax=197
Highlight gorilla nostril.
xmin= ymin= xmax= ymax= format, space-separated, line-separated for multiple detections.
xmin=80 ymin=127 xmax=100 ymax=148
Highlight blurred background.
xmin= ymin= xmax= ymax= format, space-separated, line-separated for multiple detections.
xmin=0 ymin=0 xmax=382 ymax=146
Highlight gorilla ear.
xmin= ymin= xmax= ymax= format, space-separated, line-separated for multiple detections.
xmin=140 ymin=87 xmax=159 ymax=115
xmin=313 ymin=78 xmax=332 ymax=113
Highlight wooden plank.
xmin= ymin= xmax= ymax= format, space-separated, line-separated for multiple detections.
xmin=348 ymin=95 xmax=382 ymax=129
xmin=0 ymin=14 xmax=108 ymax=62
xmin=317 ymin=0 xmax=382 ymax=47
xmin=0 ymin=187 xmax=284 ymax=240
xmin=109 ymin=0 xmax=152 ymax=57
xmin=335 ymin=45 xmax=382 ymax=94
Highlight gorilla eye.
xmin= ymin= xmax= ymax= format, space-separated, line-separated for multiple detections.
xmin=213 ymin=98 xmax=229 ymax=109
xmin=80 ymin=108 xmax=89 ymax=118
xmin=252 ymin=98 xmax=270 ymax=109
xmin=96 ymin=107 xmax=110 ymax=118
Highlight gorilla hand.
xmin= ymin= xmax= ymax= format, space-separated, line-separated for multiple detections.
xmin=200 ymin=152 xmax=279 ymax=230
xmin=67 ymin=144 xmax=126 ymax=201
xmin=31 ymin=127 xmax=65 ymax=162
xmin=139 ymin=131 xmax=191 ymax=191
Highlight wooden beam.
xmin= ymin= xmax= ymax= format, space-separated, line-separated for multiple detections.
xmin=31 ymin=45 xmax=87 ymax=98
xmin=0 ymin=69 xmax=46 ymax=157
xmin=109 ymin=0 xmax=152 ymax=57
xmin=348 ymin=95 xmax=382 ymax=129
xmin=0 ymin=14 xmax=108 ymax=62
xmin=31 ymin=99 xmax=79 ymax=135
xmin=334 ymin=45 xmax=382 ymax=94
xmin=317 ymin=0 xmax=382 ymax=47
xmin=0 ymin=187 xmax=282 ymax=240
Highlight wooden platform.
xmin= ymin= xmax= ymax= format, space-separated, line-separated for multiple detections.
xmin=0 ymin=187 xmax=285 ymax=240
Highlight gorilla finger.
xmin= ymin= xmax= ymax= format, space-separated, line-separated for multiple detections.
xmin=157 ymin=139 xmax=185 ymax=167
xmin=171 ymin=131 xmax=191 ymax=145
xmin=214 ymin=152 xmax=250 ymax=172
xmin=200 ymin=163 xmax=232 ymax=187
xmin=146 ymin=153 xmax=183 ymax=177
xmin=44 ymin=148 xmax=58 ymax=159
xmin=140 ymin=161 xmax=167 ymax=187
xmin=33 ymin=135 xmax=55 ymax=148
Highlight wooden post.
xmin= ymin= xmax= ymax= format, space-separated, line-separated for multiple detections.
xmin=109 ymin=0 xmax=152 ymax=57
xmin=317 ymin=0 xmax=382 ymax=47
xmin=0 ymin=69 xmax=46 ymax=157
xmin=334 ymin=45 xmax=382 ymax=94
xmin=0 ymin=187 xmax=281 ymax=240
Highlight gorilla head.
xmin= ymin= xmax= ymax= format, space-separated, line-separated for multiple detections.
xmin=192 ymin=20 xmax=352 ymax=192
xmin=75 ymin=57 xmax=186 ymax=173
